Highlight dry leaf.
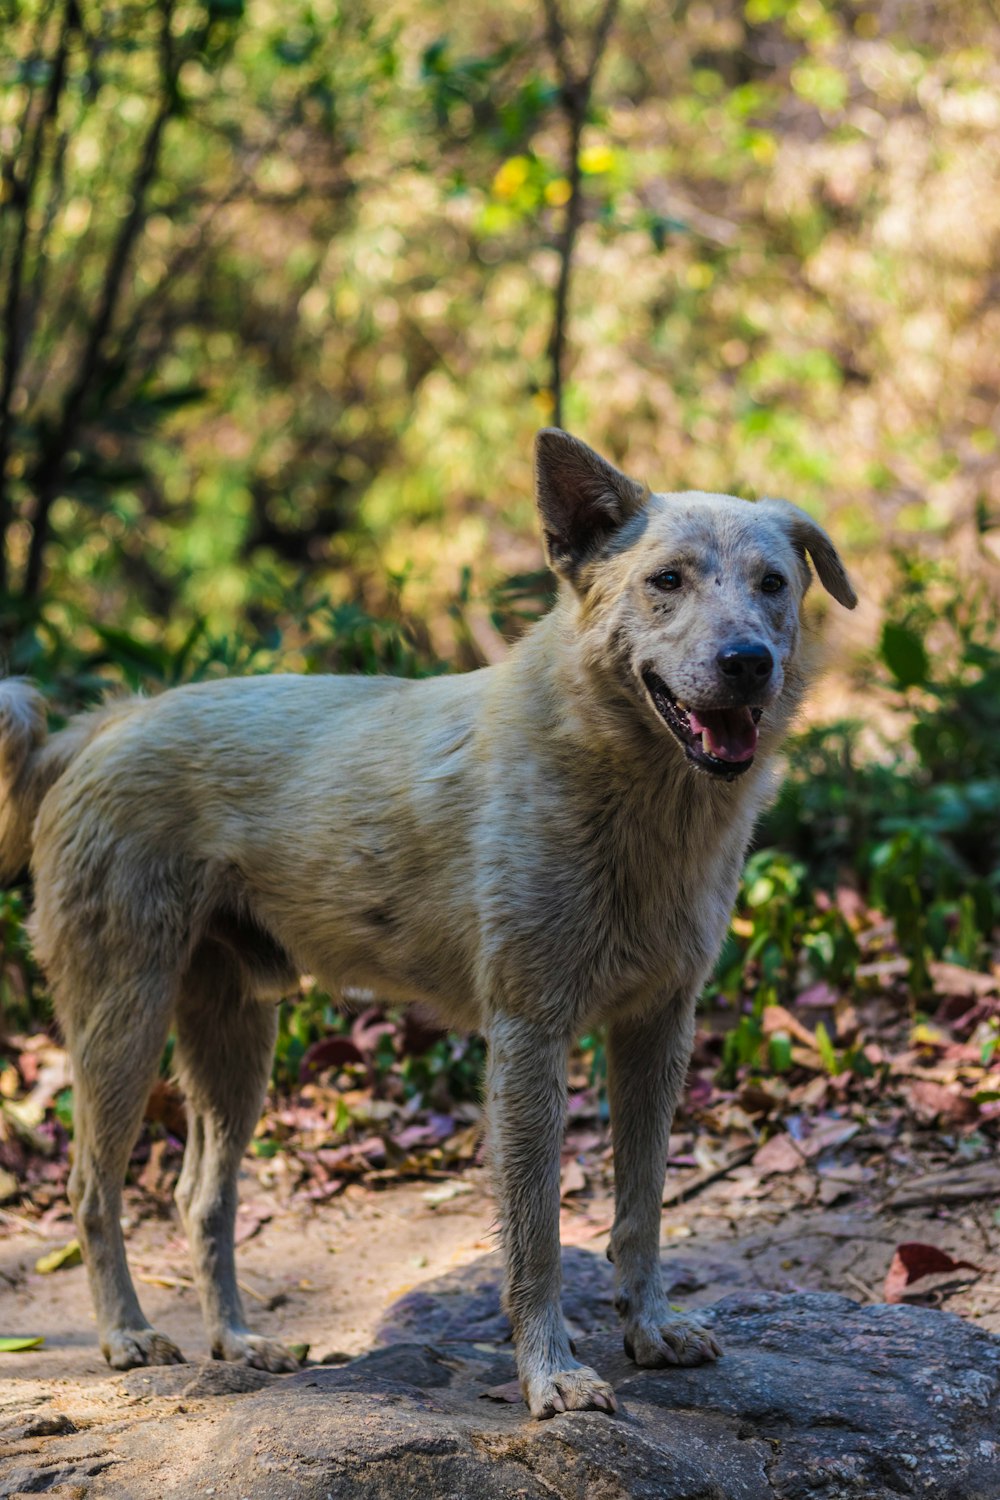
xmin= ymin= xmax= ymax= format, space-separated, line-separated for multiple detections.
xmin=761 ymin=1004 xmax=817 ymax=1048
xmin=35 ymin=1238 xmax=82 ymax=1274
xmin=751 ymin=1134 xmax=805 ymax=1176
xmin=884 ymin=1243 xmax=982 ymax=1303
xmin=560 ymin=1158 xmax=587 ymax=1197
xmin=481 ymin=1378 xmax=523 ymax=1404
xmin=906 ymin=1080 xmax=978 ymax=1126
xmin=929 ymin=963 xmax=997 ymax=998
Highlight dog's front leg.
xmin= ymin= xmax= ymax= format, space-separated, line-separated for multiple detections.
xmin=607 ymin=999 xmax=721 ymax=1367
xmin=487 ymin=1015 xmax=617 ymax=1418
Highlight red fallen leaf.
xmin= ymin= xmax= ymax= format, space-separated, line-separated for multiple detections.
xmin=480 ymin=1379 xmax=523 ymax=1403
xmin=144 ymin=1079 xmax=188 ymax=1139
xmin=883 ymin=1242 xmax=982 ymax=1303
xmin=298 ymin=1036 xmax=366 ymax=1084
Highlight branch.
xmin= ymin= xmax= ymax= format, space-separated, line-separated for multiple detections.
xmin=0 ymin=0 xmax=73 ymax=596
xmin=21 ymin=0 xmax=178 ymax=603
xmin=540 ymin=0 xmax=619 ymax=430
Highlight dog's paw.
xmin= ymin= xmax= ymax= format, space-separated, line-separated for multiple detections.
xmin=103 ymin=1327 xmax=186 ymax=1370
xmin=624 ymin=1311 xmax=721 ymax=1368
xmin=212 ymin=1330 xmax=302 ymax=1373
xmin=523 ymin=1364 xmax=618 ymax=1420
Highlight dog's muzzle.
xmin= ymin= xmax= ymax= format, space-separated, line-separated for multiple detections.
xmin=642 ymin=670 xmax=763 ymax=780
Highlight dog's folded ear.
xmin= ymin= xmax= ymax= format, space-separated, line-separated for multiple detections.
xmin=761 ymin=498 xmax=858 ymax=609
xmin=535 ymin=429 xmax=647 ymax=579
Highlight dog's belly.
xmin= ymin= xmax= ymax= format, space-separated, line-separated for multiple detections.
xmin=290 ymin=929 xmax=483 ymax=1031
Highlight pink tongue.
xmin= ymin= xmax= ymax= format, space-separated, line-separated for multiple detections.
xmin=688 ymin=707 xmax=759 ymax=763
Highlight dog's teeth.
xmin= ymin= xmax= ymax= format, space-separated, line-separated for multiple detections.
xmin=701 ymin=729 xmax=712 ymax=756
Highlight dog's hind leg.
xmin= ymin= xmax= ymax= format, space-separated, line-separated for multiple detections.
xmin=487 ymin=1015 xmax=616 ymax=1419
xmin=173 ymin=945 xmax=299 ymax=1372
xmin=65 ymin=972 xmax=185 ymax=1370
xmin=606 ymin=997 xmax=721 ymax=1368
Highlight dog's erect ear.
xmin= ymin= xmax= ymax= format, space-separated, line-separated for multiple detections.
xmin=762 ymin=499 xmax=858 ymax=609
xmin=535 ymin=429 xmax=647 ymax=577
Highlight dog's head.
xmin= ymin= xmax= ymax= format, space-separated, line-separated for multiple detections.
xmin=535 ymin=429 xmax=857 ymax=781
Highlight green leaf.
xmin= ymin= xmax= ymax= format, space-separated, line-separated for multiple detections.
xmin=0 ymin=1335 xmax=44 ymax=1352
xmin=92 ymin=625 xmax=173 ymax=681
xmin=881 ymin=623 xmax=930 ymax=689
xmin=814 ymin=1022 xmax=839 ymax=1076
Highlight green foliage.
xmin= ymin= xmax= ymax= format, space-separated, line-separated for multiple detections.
xmin=0 ymin=888 xmax=43 ymax=1031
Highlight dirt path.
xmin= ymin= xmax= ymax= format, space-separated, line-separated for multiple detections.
xmin=3 ymin=1153 xmax=998 ymax=1401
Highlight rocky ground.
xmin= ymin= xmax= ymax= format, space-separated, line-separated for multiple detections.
xmin=2 ymin=1154 xmax=1000 ymax=1499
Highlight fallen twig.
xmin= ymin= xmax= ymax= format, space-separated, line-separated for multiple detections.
xmin=662 ymin=1147 xmax=756 ymax=1207
xmin=0 ymin=1206 xmax=49 ymax=1238
xmin=883 ymin=1163 xmax=1000 ymax=1210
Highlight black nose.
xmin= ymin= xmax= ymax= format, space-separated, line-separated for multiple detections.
xmin=717 ymin=642 xmax=774 ymax=686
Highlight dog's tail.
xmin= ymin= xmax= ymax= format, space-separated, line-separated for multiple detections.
xmin=0 ymin=680 xmax=130 ymax=884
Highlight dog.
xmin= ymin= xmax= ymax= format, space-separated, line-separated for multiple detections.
xmin=0 ymin=430 xmax=855 ymax=1417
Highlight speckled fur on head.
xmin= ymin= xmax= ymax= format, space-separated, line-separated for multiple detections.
xmin=0 ymin=430 xmax=856 ymax=1417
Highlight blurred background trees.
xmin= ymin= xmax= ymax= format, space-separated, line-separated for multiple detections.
xmin=2 ymin=0 xmax=1000 ymax=1078
xmin=3 ymin=0 xmax=999 ymax=676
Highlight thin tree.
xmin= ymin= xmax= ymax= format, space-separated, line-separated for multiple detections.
xmin=540 ymin=0 xmax=619 ymax=431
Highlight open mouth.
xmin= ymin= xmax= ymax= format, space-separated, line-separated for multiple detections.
xmin=642 ymin=671 xmax=762 ymax=780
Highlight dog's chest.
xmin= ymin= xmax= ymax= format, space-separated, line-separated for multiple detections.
xmin=587 ymin=801 xmax=743 ymax=1006
xmin=482 ymin=777 xmax=752 ymax=1020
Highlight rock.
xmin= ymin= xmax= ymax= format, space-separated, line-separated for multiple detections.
xmin=119 ymin=1361 xmax=281 ymax=1399
xmin=3 ymin=1265 xmax=1000 ymax=1499
xmin=0 ymin=1411 xmax=76 ymax=1441
xmin=375 ymin=1246 xmax=745 ymax=1346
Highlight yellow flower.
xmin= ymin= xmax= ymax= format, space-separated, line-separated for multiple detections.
xmin=749 ymin=132 xmax=777 ymax=165
xmin=579 ymin=144 xmax=614 ymax=175
xmin=544 ymin=177 xmax=572 ymax=206
xmin=492 ymin=156 xmax=531 ymax=200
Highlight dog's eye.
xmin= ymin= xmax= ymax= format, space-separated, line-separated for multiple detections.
xmin=761 ymin=573 xmax=786 ymax=594
xmin=651 ymin=569 xmax=682 ymax=592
